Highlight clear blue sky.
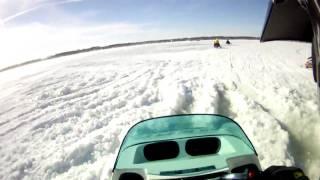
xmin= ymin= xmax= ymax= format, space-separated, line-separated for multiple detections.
xmin=0 ymin=0 xmax=270 ymax=65
xmin=9 ymin=0 xmax=270 ymax=37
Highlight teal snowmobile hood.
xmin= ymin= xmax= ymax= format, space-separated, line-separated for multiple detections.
xmin=112 ymin=114 xmax=259 ymax=179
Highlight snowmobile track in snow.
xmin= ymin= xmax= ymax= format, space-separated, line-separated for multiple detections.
xmin=0 ymin=40 xmax=319 ymax=180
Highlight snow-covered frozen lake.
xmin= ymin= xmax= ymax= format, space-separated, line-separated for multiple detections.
xmin=0 ymin=40 xmax=319 ymax=180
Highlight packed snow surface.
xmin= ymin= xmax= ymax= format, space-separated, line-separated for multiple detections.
xmin=0 ymin=40 xmax=319 ymax=180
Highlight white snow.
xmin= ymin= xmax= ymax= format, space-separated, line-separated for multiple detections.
xmin=0 ymin=40 xmax=319 ymax=180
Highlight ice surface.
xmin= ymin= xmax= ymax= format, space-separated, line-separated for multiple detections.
xmin=0 ymin=40 xmax=319 ymax=180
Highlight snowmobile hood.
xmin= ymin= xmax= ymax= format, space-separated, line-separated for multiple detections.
xmin=113 ymin=114 xmax=258 ymax=176
xmin=261 ymin=0 xmax=312 ymax=42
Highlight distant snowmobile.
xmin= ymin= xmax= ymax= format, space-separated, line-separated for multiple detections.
xmin=213 ymin=39 xmax=221 ymax=48
xmin=226 ymin=39 xmax=231 ymax=45
xmin=110 ymin=114 xmax=309 ymax=180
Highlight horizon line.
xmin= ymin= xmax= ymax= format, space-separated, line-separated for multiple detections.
xmin=0 ymin=35 xmax=259 ymax=73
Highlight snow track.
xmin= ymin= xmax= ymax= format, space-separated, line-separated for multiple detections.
xmin=0 ymin=40 xmax=319 ymax=179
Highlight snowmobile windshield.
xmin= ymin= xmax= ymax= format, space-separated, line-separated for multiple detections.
xmin=114 ymin=114 xmax=256 ymax=176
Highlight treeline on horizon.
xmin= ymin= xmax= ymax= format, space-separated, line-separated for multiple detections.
xmin=47 ymin=36 xmax=258 ymax=59
xmin=0 ymin=36 xmax=259 ymax=72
